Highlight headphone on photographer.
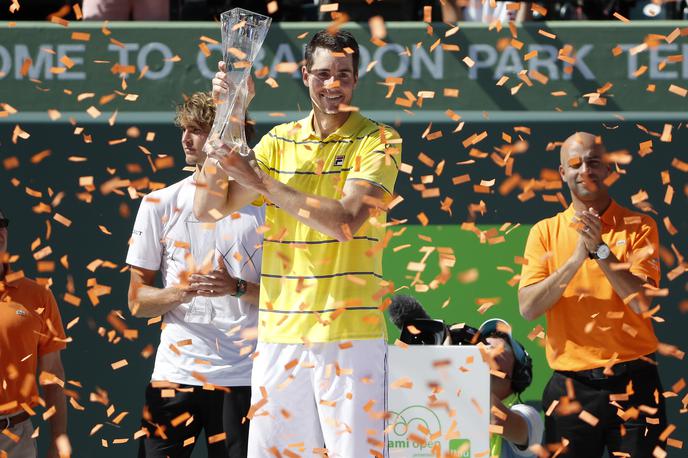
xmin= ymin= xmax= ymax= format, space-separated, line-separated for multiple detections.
xmin=509 ymin=343 xmax=533 ymax=395
xmin=478 ymin=319 xmax=533 ymax=395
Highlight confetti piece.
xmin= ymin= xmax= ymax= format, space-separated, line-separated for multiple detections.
xmin=198 ymin=42 xmax=211 ymax=57
xmin=443 ymin=88 xmax=459 ymax=98
xmin=320 ymin=3 xmax=338 ymax=13
xmin=53 ymin=213 xmax=72 ymax=227
xmin=86 ymin=106 xmax=102 ymax=119
xmin=50 ymin=15 xmax=69 ymax=27
xmin=199 ymin=35 xmax=219 ymax=44
xmin=208 ymin=432 xmax=227 ymax=444
xmin=275 ymin=62 xmax=299 ymax=73
xmin=417 ymin=212 xmax=429 ymax=226
xmin=422 ymin=5 xmax=432 ymax=22
xmin=660 ymin=124 xmax=672 ymax=142
xmin=369 ymin=15 xmax=386 ymax=40
xmin=668 ymin=84 xmax=687 ymax=97
xmin=111 ymin=359 xmax=128 ymax=370
xmin=71 ymin=32 xmax=90 ymax=41
xmin=613 ymin=12 xmax=630 ymax=22
xmin=663 ymin=217 xmax=678 ymax=236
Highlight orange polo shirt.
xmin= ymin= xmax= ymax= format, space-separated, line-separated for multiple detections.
xmin=519 ymin=200 xmax=660 ymax=372
xmin=0 ymin=271 xmax=67 ymax=414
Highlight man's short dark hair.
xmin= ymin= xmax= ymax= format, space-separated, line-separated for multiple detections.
xmin=304 ymin=30 xmax=360 ymax=77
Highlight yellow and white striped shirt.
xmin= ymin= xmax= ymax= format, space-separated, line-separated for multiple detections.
xmin=253 ymin=111 xmax=401 ymax=343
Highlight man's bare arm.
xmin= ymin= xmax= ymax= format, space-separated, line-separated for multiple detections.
xmin=491 ymin=394 xmax=530 ymax=447
xmin=261 ymin=176 xmax=387 ymax=242
xmin=576 ymin=210 xmax=655 ymax=314
xmin=197 ymin=142 xmax=388 ymax=240
xmin=127 ymin=267 xmax=194 ymax=318
xmin=38 ymin=351 xmax=67 ymax=458
xmin=189 ymin=255 xmax=261 ymax=305
xmin=193 ymin=158 xmax=260 ymax=222
xmin=596 ymin=253 xmax=654 ymax=314
xmin=519 ymin=243 xmax=587 ymax=321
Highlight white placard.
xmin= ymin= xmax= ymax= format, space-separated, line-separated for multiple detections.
xmin=388 ymin=345 xmax=490 ymax=457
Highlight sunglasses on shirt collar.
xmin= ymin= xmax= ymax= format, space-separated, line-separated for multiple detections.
xmin=0 ymin=218 xmax=8 ymax=228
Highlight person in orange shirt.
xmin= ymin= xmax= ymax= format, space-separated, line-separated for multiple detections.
xmin=518 ymin=132 xmax=667 ymax=457
xmin=0 ymin=209 xmax=69 ymax=458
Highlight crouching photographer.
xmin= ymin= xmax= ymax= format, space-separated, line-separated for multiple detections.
xmin=389 ymin=295 xmax=544 ymax=458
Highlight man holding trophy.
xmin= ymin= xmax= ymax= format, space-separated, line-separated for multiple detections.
xmin=195 ymin=14 xmax=402 ymax=457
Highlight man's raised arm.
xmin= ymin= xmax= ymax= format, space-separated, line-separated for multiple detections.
xmin=518 ymin=223 xmax=589 ymax=321
xmin=193 ymin=156 xmax=259 ymax=222
xmin=261 ymin=177 xmax=386 ymax=242
xmin=194 ymin=61 xmax=260 ymax=222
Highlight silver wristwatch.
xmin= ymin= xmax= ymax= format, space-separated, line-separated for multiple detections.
xmin=589 ymin=243 xmax=610 ymax=260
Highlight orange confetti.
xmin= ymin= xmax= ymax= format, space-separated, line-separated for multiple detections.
xmin=50 ymin=15 xmax=69 ymax=27
xmin=110 ymin=359 xmax=128 ymax=370
xmin=71 ymin=32 xmax=90 ymax=41
xmin=612 ymin=12 xmax=630 ymax=22
xmin=320 ymin=3 xmax=338 ymax=13
xmin=538 ymin=29 xmax=556 ymax=39
xmin=668 ymin=84 xmax=687 ymax=97
xmin=12 ymin=124 xmax=30 ymax=144
xmin=198 ymin=42 xmax=211 ymax=57
xmin=417 ymin=212 xmax=429 ymax=226
xmin=579 ymin=410 xmax=600 ymax=426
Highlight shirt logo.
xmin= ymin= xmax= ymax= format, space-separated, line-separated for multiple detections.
xmin=334 ymin=155 xmax=345 ymax=167
xmin=16 ymin=309 xmax=27 ymax=317
xmin=132 ymin=229 xmax=143 ymax=236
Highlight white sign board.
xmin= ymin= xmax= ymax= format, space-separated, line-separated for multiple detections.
xmin=388 ymin=345 xmax=490 ymax=457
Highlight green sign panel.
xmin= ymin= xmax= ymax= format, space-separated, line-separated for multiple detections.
xmin=0 ymin=21 xmax=686 ymax=115
xmin=449 ymin=438 xmax=471 ymax=457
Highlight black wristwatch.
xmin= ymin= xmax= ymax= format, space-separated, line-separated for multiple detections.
xmin=231 ymin=278 xmax=248 ymax=298
xmin=589 ymin=243 xmax=611 ymax=260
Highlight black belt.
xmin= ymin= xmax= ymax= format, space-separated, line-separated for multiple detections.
xmin=0 ymin=411 xmax=30 ymax=430
xmin=557 ymin=354 xmax=657 ymax=381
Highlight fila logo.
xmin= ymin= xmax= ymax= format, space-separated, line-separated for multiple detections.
xmin=334 ymin=155 xmax=345 ymax=167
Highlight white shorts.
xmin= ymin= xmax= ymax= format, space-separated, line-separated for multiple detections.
xmin=247 ymin=339 xmax=388 ymax=458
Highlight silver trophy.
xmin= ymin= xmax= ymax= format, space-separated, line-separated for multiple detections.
xmin=205 ymin=8 xmax=272 ymax=157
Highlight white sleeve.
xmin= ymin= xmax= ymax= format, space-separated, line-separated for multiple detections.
xmin=505 ymin=404 xmax=544 ymax=457
xmin=126 ymin=196 xmax=164 ymax=271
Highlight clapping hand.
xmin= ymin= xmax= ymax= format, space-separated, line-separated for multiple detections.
xmin=188 ymin=253 xmax=236 ymax=297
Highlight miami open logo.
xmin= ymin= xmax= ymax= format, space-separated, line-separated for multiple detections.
xmin=388 ymin=405 xmax=470 ymax=457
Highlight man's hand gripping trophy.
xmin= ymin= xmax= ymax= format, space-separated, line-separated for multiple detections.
xmin=203 ymin=8 xmax=271 ymax=180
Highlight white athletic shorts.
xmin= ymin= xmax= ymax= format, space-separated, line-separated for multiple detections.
xmin=247 ymin=338 xmax=388 ymax=457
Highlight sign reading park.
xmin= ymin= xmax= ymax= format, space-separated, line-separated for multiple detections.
xmin=0 ymin=21 xmax=686 ymax=116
